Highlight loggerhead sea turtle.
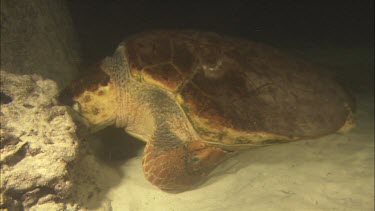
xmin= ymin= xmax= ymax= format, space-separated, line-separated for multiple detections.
xmin=59 ymin=30 xmax=355 ymax=192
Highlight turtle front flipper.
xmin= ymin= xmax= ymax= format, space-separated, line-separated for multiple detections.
xmin=142 ymin=140 xmax=233 ymax=191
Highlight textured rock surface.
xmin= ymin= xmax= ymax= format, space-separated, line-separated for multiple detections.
xmin=0 ymin=71 xmax=116 ymax=211
xmin=0 ymin=0 xmax=80 ymax=87
xmin=0 ymin=71 xmax=79 ymax=210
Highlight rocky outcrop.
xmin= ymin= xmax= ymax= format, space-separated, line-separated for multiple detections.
xmin=0 ymin=70 xmax=117 ymax=211
xmin=0 ymin=71 xmax=80 ymax=210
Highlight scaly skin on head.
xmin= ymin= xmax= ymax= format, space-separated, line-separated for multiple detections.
xmin=58 ymin=45 xmax=234 ymax=192
xmin=58 ymin=65 xmax=117 ymax=132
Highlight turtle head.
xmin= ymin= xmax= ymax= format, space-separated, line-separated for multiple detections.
xmin=143 ymin=141 xmax=234 ymax=192
xmin=58 ymin=64 xmax=117 ymax=132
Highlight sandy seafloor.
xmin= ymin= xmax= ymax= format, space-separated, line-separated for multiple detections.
xmin=81 ymin=91 xmax=374 ymax=211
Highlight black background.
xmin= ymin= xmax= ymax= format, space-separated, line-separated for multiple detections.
xmin=67 ymin=0 xmax=373 ymax=67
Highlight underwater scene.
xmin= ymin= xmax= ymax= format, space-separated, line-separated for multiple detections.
xmin=1 ymin=1 xmax=373 ymax=210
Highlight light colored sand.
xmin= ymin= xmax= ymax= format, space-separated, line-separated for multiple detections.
xmin=85 ymin=93 xmax=374 ymax=211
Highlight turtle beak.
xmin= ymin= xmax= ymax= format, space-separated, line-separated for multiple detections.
xmin=65 ymin=106 xmax=91 ymax=129
xmin=58 ymin=88 xmax=92 ymax=132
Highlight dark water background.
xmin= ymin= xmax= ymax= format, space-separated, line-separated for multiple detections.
xmin=66 ymin=0 xmax=374 ymax=162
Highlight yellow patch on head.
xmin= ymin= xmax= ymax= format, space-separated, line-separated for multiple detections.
xmin=73 ymin=82 xmax=117 ymax=128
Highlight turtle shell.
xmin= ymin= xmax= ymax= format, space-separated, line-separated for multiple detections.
xmin=121 ymin=30 xmax=355 ymax=147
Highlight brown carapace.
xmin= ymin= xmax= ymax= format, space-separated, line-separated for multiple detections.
xmin=59 ymin=30 xmax=355 ymax=192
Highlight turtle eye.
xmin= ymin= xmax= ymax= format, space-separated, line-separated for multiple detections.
xmin=72 ymin=101 xmax=82 ymax=112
